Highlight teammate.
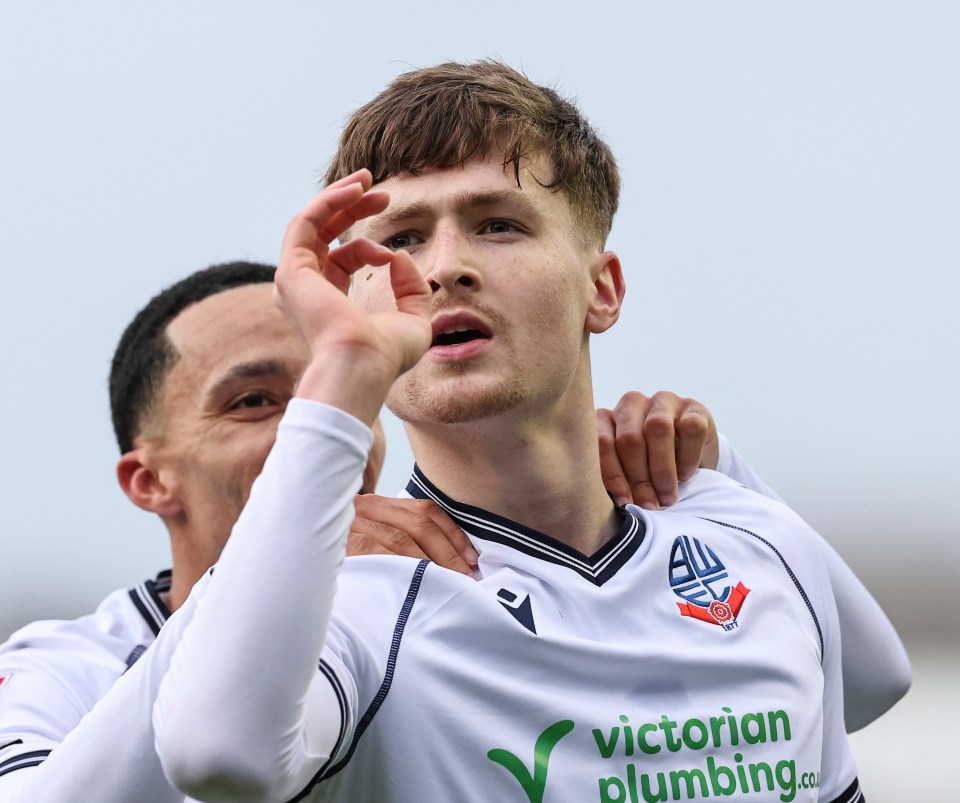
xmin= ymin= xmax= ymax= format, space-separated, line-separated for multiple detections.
xmin=151 ymin=62 xmax=908 ymax=802
xmin=0 ymin=261 xmax=728 ymax=800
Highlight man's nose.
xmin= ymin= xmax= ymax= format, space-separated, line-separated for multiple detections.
xmin=422 ymin=229 xmax=482 ymax=294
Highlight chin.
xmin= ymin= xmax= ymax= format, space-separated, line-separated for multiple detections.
xmin=387 ymin=376 xmax=527 ymax=425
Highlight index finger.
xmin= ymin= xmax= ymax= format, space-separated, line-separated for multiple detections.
xmin=597 ymin=409 xmax=631 ymax=506
xmin=282 ymin=181 xmax=391 ymax=261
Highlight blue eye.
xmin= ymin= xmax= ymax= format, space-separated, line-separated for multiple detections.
xmin=386 ymin=233 xmax=418 ymax=250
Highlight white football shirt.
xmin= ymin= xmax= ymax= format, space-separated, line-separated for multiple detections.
xmin=154 ymin=400 xmax=866 ymax=803
xmin=0 ymin=572 xmax=170 ymax=783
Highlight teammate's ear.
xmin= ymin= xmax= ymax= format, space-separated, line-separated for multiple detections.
xmin=117 ymin=449 xmax=183 ymax=517
xmin=585 ymin=251 xmax=625 ymax=334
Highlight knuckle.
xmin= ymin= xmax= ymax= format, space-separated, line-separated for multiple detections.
xmin=649 ymin=390 xmax=681 ymax=406
xmin=677 ymin=410 xmax=708 ymax=438
xmin=614 ymin=426 xmax=645 ymax=449
xmin=614 ymin=390 xmax=648 ymax=413
xmin=642 ymin=413 xmax=673 ymax=439
xmin=346 ymin=532 xmax=374 ymax=554
xmin=387 ymin=528 xmax=412 ymax=548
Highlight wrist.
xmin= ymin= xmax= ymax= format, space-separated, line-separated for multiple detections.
xmin=295 ymin=350 xmax=397 ymax=426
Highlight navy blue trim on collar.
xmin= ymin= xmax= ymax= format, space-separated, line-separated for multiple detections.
xmin=127 ymin=570 xmax=172 ymax=637
xmin=0 ymin=749 xmax=51 ymax=778
xmin=407 ymin=466 xmax=644 ymax=586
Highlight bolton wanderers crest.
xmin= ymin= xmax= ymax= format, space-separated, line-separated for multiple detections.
xmin=669 ymin=535 xmax=750 ymax=630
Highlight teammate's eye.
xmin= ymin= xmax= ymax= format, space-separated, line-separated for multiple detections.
xmin=229 ymin=393 xmax=272 ymax=410
xmin=384 ymin=232 xmax=420 ymax=251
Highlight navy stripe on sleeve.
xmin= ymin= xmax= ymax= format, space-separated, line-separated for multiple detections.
xmin=288 ymin=559 xmax=429 ymax=800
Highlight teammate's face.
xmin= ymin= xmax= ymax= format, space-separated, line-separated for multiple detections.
xmin=143 ymin=284 xmax=309 ymax=560
xmin=350 ymin=153 xmax=623 ymax=426
xmin=137 ymin=284 xmax=385 ymax=564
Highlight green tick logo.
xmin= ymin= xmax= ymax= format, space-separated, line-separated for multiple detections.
xmin=487 ymin=719 xmax=575 ymax=803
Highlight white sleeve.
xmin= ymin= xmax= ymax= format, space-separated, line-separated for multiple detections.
xmin=0 ymin=579 xmax=208 ymax=803
xmin=714 ymin=434 xmax=911 ymax=731
xmin=800 ymin=526 xmax=861 ymax=802
xmin=154 ymin=399 xmax=371 ymax=803
xmin=715 ymin=433 xmax=785 ymax=502
xmin=816 ymin=538 xmax=912 ymax=731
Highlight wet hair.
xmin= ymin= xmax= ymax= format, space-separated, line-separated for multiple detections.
xmin=109 ymin=261 xmax=276 ymax=453
xmin=324 ymin=59 xmax=620 ymax=245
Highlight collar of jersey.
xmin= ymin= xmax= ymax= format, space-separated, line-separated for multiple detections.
xmin=406 ymin=466 xmax=645 ymax=586
xmin=127 ymin=570 xmax=172 ymax=636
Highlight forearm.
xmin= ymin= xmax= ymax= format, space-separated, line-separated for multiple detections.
xmin=819 ymin=540 xmax=911 ymax=730
xmin=154 ymin=399 xmax=370 ymax=802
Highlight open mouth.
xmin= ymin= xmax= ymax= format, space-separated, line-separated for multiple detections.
xmin=430 ymin=312 xmax=493 ymax=351
xmin=431 ymin=328 xmax=488 ymax=348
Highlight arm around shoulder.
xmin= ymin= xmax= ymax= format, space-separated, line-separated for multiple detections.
xmin=819 ymin=540 xmax=911 ymax=730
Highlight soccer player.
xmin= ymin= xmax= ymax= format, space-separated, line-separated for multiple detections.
xmin=152 ymin=62 xmax=908 ymax=802
xmin=0 ymin=261 xmax=725 ymax=800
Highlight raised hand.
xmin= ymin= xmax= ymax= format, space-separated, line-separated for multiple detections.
xmin=274 ymin=169 xmax=432 ymax=424
xmin=597 ymin=391 xmax=719 ymax=509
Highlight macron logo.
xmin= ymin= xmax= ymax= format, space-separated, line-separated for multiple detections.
xmin=497 ymin=588 xmax=537 ymax=634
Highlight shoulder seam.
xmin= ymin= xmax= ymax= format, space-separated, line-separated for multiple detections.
xmin=699 ymin=517 xmax=824 ymax=662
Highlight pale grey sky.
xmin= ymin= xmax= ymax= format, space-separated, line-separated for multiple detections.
xmin=1 ymin=2 xmax=957 ymax=793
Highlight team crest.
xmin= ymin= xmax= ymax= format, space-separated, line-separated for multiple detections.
xmin=669 ymin=535 xmax=750 ymax=630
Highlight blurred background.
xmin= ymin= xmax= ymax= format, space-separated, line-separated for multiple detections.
xmin=1 ymin=2 xmax=956 ymax=798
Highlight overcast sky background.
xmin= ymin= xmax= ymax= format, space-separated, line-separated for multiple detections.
xmin=1 ymin=2 xmax=956 ymax=796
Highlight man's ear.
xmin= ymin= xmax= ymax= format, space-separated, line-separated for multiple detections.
xmin=586 ymin=251 xmax=625 ymax=334
xmin=117 ymin=448 xmax=183 ymax=517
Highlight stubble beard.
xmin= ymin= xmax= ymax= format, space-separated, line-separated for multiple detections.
xmin=386 ymin=359 xmax=527 ymax=425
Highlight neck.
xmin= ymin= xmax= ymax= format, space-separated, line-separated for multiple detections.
xmin=164 ymin=523 xmax=221 ymax=613
xmin=405 ymin=373 xmax=618 ymax=556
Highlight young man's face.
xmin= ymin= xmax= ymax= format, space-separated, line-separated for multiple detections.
xmin=350 ymin=152 xmax=622 ymax=427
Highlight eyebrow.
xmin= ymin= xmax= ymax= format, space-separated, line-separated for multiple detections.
xmin=206 ymin=359 xmax=291 ymax=400
xmin=375 ymin=189 xmax=541 ymax=229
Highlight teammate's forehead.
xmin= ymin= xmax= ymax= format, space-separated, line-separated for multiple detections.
xmin=165 ymin=283 xmax=276 ymax=349
xmin=164 ymin=285 xmax=307 ymax=391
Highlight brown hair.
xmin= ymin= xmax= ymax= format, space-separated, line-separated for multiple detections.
xmin=324 ymin=60 xmax=620 ymax=245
